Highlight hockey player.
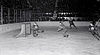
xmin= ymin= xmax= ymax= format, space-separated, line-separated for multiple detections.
xmin=89 ymin=21 xmax=100 ymax=40
xmin=57 ymin=21 xmax=69 ymax=37
xmin=68 ymin=17 xmax=77 ymax=29
xmin=32 ymin=22 xmax=44 ymax=37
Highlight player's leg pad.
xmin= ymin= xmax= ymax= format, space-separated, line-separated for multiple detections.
xmin=37 ymin=29 xmax=44 ymax=33
xmin=63 ymin=33 xmax=69 ymax=38
xmin=33 ymin=34 xmax=38 ymax=37
xmin=33 ymin=30 xmax=38 ymax=37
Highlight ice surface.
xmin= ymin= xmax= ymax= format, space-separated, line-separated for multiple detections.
xmin=0 ymin=26 xmax=100 ymax=55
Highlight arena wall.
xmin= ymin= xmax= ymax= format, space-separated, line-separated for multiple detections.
xmin=0 ymin=21 xmax=99 ymax=33
xmin=0 ymin=23 xmax=21 ymax=33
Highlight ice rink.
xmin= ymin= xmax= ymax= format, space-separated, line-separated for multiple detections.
xmin=0 ymin=0 xmax=100 ymax=55
xmin=0 ymin=25 xmax=100 ymax=55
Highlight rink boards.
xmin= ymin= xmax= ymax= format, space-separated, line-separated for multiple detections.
xmin=0 ymin=21 xmax=100 ymax=33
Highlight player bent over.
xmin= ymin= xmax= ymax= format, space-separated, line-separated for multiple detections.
xmin=89 ymin=21 xmax=100 ymax=40
xmin=57 ymin=21 xmax=69 ymax=37
xmin=32 ymin=22 xmax=44 ymax=37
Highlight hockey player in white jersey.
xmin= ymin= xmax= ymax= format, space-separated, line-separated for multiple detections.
xmin=57 ymin=21 xmax=69 ymax=37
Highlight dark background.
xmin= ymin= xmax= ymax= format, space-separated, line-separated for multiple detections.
xmin=0 ymin=0 xmax=100 ymax=24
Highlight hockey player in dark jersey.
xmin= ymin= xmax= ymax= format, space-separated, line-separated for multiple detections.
xmin=57 ymin=21 xmax=69 ymax=37
xmin=68 ymin=17 xmax=77 ymax=29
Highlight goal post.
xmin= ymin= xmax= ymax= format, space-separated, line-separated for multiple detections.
xmin=16 ymin=23 xmax=31 ymax=37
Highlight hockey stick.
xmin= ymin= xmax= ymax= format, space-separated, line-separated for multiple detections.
xmin=96 ymin=18 xmax=100 ymax=26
